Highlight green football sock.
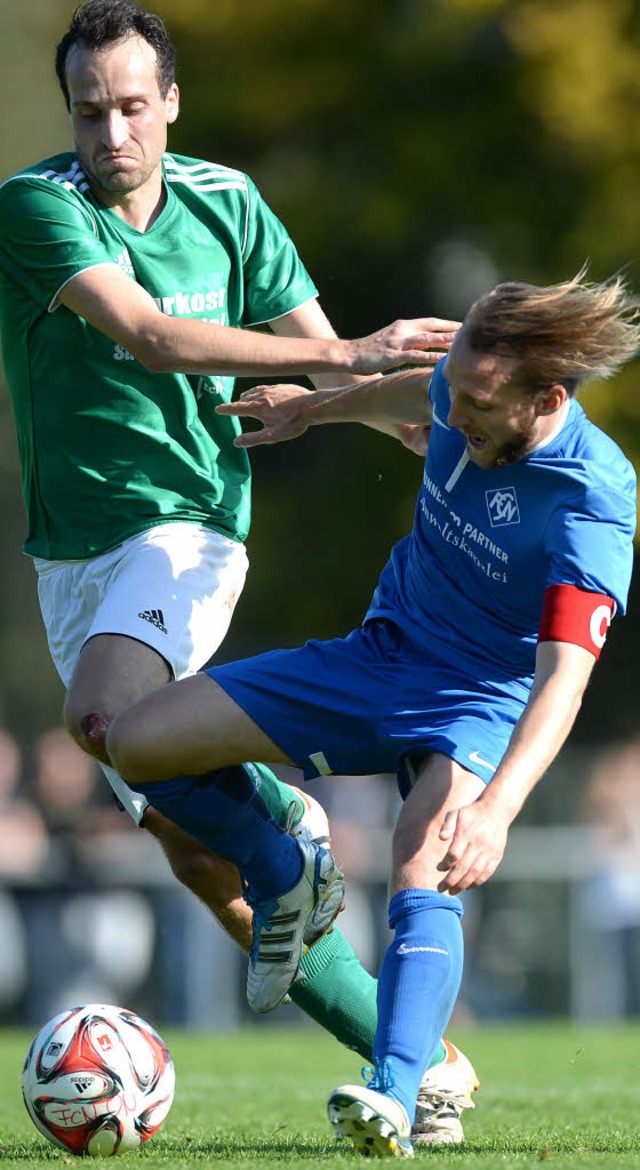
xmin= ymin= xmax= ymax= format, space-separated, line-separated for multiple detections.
xmin=290 ymin=928 xmax=377 ymax=1059
xmin=245 ymin=762 xmax=301 ymax=828
xmin=290 ymin=927 xmax=446 ymax=1070
xmin=249 ymin=766 xmax=446 ymax=1071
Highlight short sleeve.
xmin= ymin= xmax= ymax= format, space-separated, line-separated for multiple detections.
xmin=240 ymin=176 xmax=317 ymax=325
xmin=0 ymin=177 xmax=113 ymax=309
xmin=546 ymin=472 xmax=637 ymax=614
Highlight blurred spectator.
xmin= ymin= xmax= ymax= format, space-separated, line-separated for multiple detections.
xmin=0 ymin=727 xmax=46 ymax=1019
xmin=33 ymin=726 xmax=98 ymax=828
xmin=22 ymin=728 xmax=160 ymax=1023
xmin=0 ymin=726 xmax=48 ymax=876
xmin=31 ymin=726 xmax=153 ymax=875
xmin=575 ymin=737 xmax=640 ymax=1017
xmin=309 ymin=771 xmax=397 ymax=880
xmin=0 ymin=725 xmax=231 ymax=1027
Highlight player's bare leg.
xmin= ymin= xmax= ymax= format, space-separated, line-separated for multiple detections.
xmin=390 ymin=755 xmax=485 ymax=898
xmin=107 ymin=673 xmax=345 ymax=1012
xmin=63 ymin=633 xmax=172 ymax=766
xmin=106 ymin=672 xmax=291 ymax=782
xmin=143 ymin=810 xmax=253 ymax=944
xmin=63 ymin=634 xmax=262 ymax=945
xmin=64 ymin=636 xmax=340 ymax=958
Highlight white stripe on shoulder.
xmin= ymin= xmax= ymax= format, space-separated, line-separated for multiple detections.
xmin=3 ymin=162 xmax=90 ymax=194
xmin=165 ymin=177 xmax=247 ymax=193
xmin=163 ymin=154 xmax=251 ymax=250
xmin=4 ymin=160 xmax=91 ymax=195
xmin=43 ymin=160 xmax=90 ymax=192
xmin=432 ymin=408 xmax=450 ymax=430
xmin=164 ymin=156 xmax=245 ymax=181
xmin=164 ymin=155 xmax=248 ymax=192
xmin=1 ymin=164 xmax=98 ymax=234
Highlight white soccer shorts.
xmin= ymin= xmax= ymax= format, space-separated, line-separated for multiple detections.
xmin=34 ymin=522 xmax=249 ymax=823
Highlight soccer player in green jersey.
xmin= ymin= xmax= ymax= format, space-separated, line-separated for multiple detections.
xmin=0 ymin=0 xmax=476 ymax=1143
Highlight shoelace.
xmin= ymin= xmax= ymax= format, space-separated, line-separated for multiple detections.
xmin=416 ymin=1089 xmax=474 ymax=1112
xmin=362 ymin=1059 xmax=396 ymax=1093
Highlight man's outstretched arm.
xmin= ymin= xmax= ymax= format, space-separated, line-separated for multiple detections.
xmin=215 ymin=366 xmax=437 ymax=448
xmin=59 ymin=263 xmax=458 ymax=379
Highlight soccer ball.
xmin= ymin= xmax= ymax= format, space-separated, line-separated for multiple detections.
xmin=22 ymin=1003 xmax=175 ymax=1156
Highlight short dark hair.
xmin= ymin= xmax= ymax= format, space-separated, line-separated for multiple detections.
xmin=55 ymin=0 xmax=176 ymax=109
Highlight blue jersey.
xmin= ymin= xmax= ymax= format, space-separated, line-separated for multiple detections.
xmin=366 ymin=360 xmax=637 ymax=702
xmin=210 ymin=363 xmax=636 ymax=785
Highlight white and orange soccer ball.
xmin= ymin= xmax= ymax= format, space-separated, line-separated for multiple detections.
xmin=22 ymin=1003 xmax=175 ymax=1157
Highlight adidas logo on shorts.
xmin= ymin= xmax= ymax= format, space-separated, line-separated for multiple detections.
xmin=138 ymin=608 xmax=168 ymax=634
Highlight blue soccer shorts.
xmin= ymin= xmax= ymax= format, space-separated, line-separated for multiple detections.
xmin=206 ymin=618 xmax=526 ymax=796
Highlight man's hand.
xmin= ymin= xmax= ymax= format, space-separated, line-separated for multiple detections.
xmin=347 ymin=317 xmax=460 ymax=374
xmin=436 ymin=798 xmax=510 ymax=894
xmin=217 ymin=383 xmax=314 ymax=448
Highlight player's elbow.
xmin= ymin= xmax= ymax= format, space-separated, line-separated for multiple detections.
xmin=123 ymin=316 xmax=182 ymax=373
xmin=136 ymin=347 xmax=165 ymax=373
xmin=131 ymin=334 xmax=178 ymax=373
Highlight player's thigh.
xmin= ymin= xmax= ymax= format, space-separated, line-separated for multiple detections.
xmin=391 ymin=753 xmax=485 ymax=894
xmin=65 ymin=632 xmax=172 ymax=723
xmin=107 ymin=672 xmax=292 ymax=784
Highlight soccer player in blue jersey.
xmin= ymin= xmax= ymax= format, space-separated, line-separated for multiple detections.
xmin=0 ymin=0 xmax=474 ymax=1144
xmin=106 ymin=270 xmax=638 ymax=1155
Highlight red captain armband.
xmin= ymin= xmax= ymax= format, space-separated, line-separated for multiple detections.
xmin=538 ymin=584 xmax=616 ymax=659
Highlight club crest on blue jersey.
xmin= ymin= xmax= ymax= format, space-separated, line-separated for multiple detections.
xmin=485 ymin=487 xmax=520 ymax=528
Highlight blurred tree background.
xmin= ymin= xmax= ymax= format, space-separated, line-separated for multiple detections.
xmin=1 ymin=0 xmax=639 ymax=746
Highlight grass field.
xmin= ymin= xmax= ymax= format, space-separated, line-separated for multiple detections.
xmin=1 ymin=1024 xmax=640 ymax=1168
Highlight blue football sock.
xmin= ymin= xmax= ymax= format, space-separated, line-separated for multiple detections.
xmin=132 ymin=764 xmax=303 ymax=900
xmin=372 ymin=889 xmax=464 ymax=1121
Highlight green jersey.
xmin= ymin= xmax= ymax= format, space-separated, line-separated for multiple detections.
xmin=0 ymin=152 xmax=317 ymax=559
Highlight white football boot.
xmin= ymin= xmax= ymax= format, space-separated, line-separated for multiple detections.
xmin=411 ymin=1040 xmax=480 ymax=1145
xmin=328 ymin=1083 xmax=414 ymax=1159
xmin=285 ymin=786 xmax=343 ymax=943
xmin=286 ymin=785 xmax=331 ymax=847
xmin=246 ymin=837 xmax=345 ymax=1014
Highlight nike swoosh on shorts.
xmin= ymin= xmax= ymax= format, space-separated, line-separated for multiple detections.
xmin=468 ymin=750 xmax=496 ymax=772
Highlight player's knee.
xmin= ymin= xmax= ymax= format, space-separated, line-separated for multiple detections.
xmin=105 ymin=710 xmax=156 ymax=785
xmin=392 ymin=803 xmax=445 ymax=876
xmin=63 ymin=697 xmax=111 ymax=764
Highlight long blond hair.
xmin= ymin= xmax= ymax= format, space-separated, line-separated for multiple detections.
xmin=464 ymin=269 xmax=640 ymax=392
